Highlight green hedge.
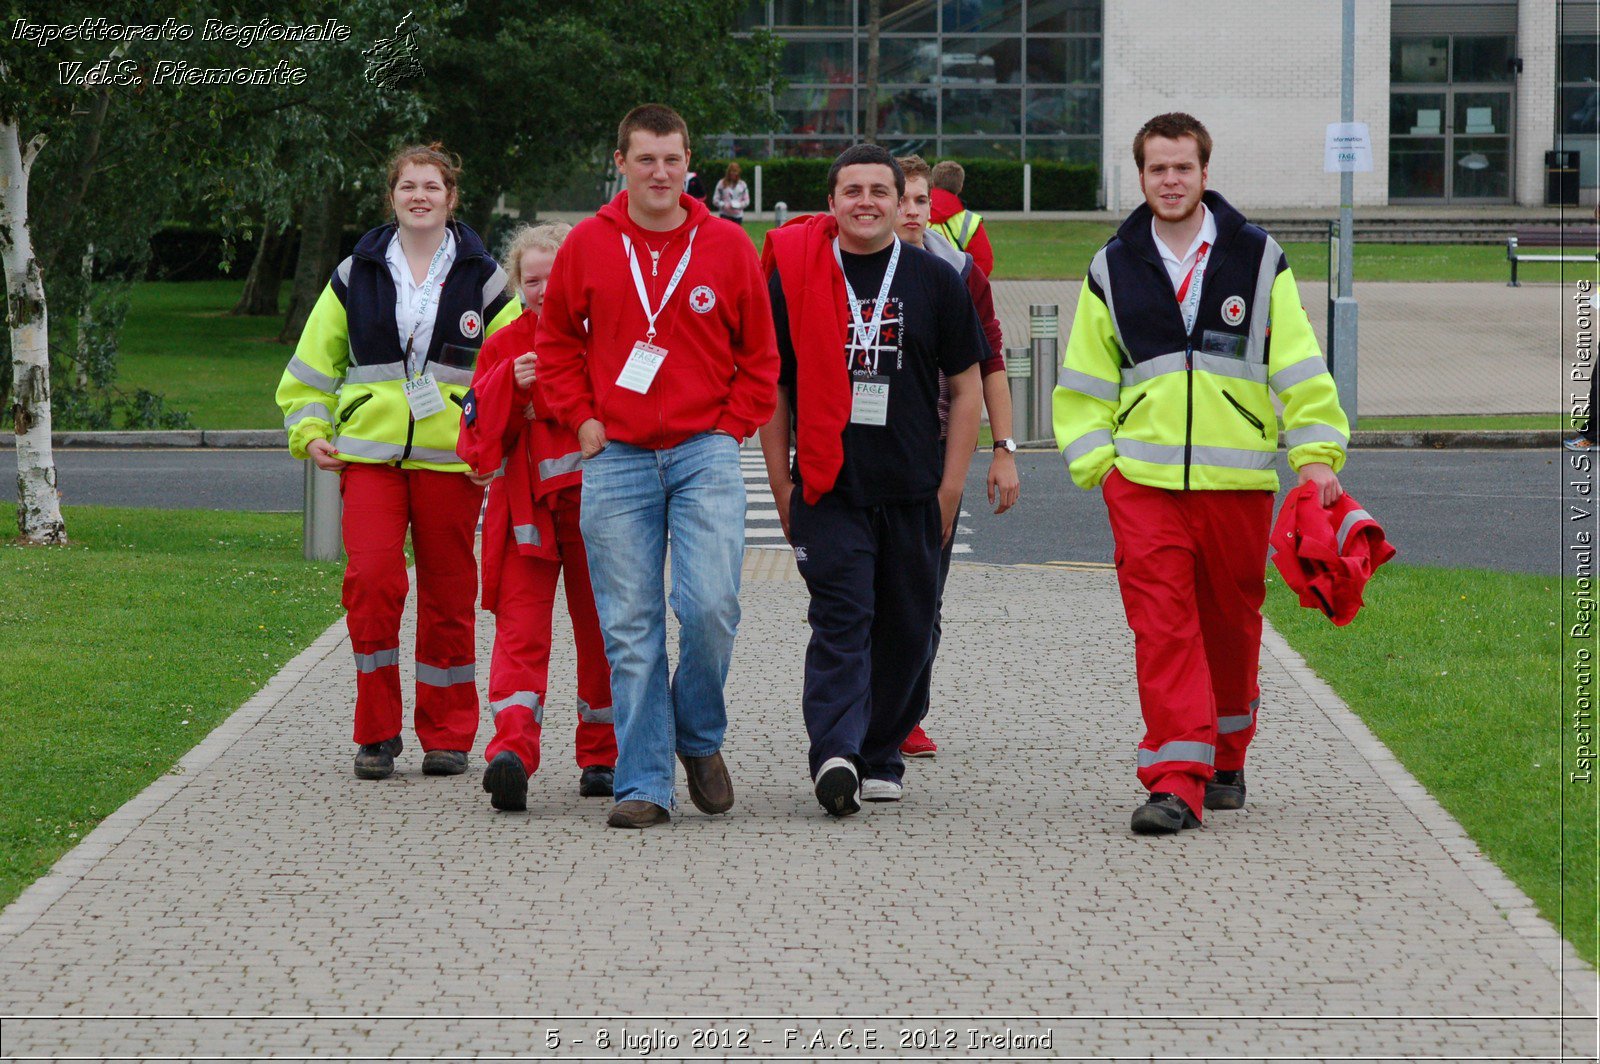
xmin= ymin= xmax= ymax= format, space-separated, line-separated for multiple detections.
xmin=698 ymin=157 xmax=1098 ymax=212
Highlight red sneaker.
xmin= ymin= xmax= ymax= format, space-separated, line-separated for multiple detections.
xmin=900 ymin=725 xmax=938 ymax=758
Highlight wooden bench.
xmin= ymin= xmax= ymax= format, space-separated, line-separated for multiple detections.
xmin=1507 ymin=225 xmax=1600 ymax=286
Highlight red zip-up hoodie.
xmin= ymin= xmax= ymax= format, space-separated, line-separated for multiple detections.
xmin=535 ymin=192 xmax=779 ymax=449
xmin=929 ymin=187 xmax=995 ymax=277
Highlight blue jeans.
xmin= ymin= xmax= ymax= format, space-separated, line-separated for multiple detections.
xmin=578 ymin=432 xmax=746 ymax=810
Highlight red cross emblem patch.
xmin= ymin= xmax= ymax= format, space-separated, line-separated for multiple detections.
xmin=459 ymin=310 xmax=482 ymax=338
xmin=689 ymin=285 xmax=716 ymax=314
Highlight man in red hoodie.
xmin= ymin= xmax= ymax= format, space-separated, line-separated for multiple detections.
xmin=536 ymin=104 xmax=779 ymax=829
xmin=929 ymin=160 xmax=995 ymax=277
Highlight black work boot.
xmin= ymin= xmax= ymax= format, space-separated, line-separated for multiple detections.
xmin=353 ymin=736 xmax=403 ymax=780
xmin=1205 ymin=769 xmax=1247 ymax=811
xmin=482 ymin=751 xmax=528 ymax=812
xmin=1130 ymin=792 xmax=1201 ymax=835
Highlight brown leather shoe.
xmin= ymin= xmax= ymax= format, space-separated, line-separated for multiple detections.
xmin=606 ymin=800 xmax=670 ymax=829
xmin=678 ymin=751 xmax=735 ymax=814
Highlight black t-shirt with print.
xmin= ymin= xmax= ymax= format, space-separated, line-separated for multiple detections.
xmin=772 ymin=239 xmax=984 ymax=506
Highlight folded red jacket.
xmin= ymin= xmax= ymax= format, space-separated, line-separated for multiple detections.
xmin=1269 ymin=483 xmax=1396 ymax=626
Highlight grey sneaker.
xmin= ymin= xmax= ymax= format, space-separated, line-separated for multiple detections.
xmin=861 ymin=777 xmax=903 ymax=802
xmin=1130 ymin=793 xmax=1200 ymax=835
xmin=353 ymin=736 xmax=403 ymax=780
xmin=1204 ymin=769 xmax=1247 ymax=811
xmin=421 ymin=749 xmax=469 ymax=776
xmin=814 ymin=757 xmax=861 ymax=817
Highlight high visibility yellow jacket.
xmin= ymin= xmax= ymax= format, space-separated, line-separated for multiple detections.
xmin=275 ymin=221 xmax=519 ymax=472
xmin=1053 ymin=192 xmax=1348 ymax=492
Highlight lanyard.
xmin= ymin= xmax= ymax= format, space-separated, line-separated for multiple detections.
xmin=1176 ymin=241 xmax=1211 ymax=336
xmin=832 ymin=236 xmax=901 ymax=362
xmin=621 ymin=227 xmax=699 ymax=344
xmin=402 ymin=234 xmax=452 ymax=378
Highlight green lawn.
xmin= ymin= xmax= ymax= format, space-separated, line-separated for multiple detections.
xmin=1358 ymin=414 xmax=1571 ymax=431
xmin=1263 ymin=564 xmax=1595 ymax=966
xmin=0 ymin=508 xmax=343 ymax=908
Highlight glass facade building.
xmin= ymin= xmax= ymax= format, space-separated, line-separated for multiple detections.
xmin=726 ymin=0 xmax=1103 ymax=162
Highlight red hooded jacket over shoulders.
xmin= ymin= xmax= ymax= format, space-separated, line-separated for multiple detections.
xmin=929 ymin=187 xmax=995 ymax=277
xmin=1269 ymin=484 xmax=1397 ymax=627
xmin=534 ymin=192 xmax=779 ymax=449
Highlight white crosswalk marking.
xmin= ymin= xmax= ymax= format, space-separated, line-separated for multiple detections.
xmin=738 ymin=450 xmax=972 ymax=554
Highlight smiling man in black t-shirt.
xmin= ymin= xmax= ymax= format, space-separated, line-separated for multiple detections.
xmin=759 ymin=145 xmax=985 ymax=816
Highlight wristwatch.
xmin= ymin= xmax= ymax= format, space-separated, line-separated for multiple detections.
xmin=993 ymin=437 xmax=1017 ymax=454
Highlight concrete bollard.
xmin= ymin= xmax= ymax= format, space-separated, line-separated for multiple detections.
xmin=303 ymin=461 xmax=343 ymax=561
xmin=1005 ymin=346 xmax=1034 ymax=442
xmin=774 ymin=200 xmax=788 ymax=227
xmin=1029 ymin=304 xmax=1060 ymax=446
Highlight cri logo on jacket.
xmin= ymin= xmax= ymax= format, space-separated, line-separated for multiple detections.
xmin=690 ymin=285 xmax=717 ymax=314
xmin=460 ymin=310 xmax=482 ymax=338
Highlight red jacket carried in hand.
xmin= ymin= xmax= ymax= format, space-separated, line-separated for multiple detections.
xmin=534 ymin=191 xmax=778 ymax=449
xmin=1269 ymin=484 xmax=1396 ymax=626
xmin=457 ymin=309 xmax=583 ymax=610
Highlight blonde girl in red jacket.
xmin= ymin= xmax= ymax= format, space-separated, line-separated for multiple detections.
xmin=458 ymin=223 xmax=617 ymax=812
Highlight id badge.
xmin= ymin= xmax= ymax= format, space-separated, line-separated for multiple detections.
xmin=850 ymin=376 xmax=890 ymax=426
xmin=616 ymin=341 xmax=668 ymax=394
xmin=404 ymin=373 xmax=447 ymax=419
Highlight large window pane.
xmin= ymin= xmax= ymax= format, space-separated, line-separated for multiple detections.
xmin=1392 ymin=37 xmax=1448 ymax=83
xmin=941 ymin=0 xmax=1021 ymax=33
xmin=1389 ymin=139 xmax=1446 ymax=198
xmin=774 ymin=0 xmax=851 ymax=28
xmin=1454 ymin=91 xmax=1510 ymax=135
xmin=1026 ymin=87 xmax=1099 ymax=135
xmin=862 ymin=0 xmax=937 ymax=32
xmin=1026 ymin=37 xmax=1100 ymax=83
xmin=1028 ymin=0 xmax=1100 ymax=33
xmin=1452 ymin=35 xmax=1514 ymax=83
xmin=1561 ymin=85 xmax=1600 ymax=137
xmin=863 ymin=86 xmax=938 ymax=137
xmin=1391 ymin=91 xmax=1446 ymax=135
xmin=736 ymin=1 xmax=767 ymax=30
xmin=941 ymin=136 xmax=1021 ymax=159
xmin=939 ymin=35 xmax=1021 ymax=83
xmin=942 ymin=87 xmax=1021 ymax=134
xmin=864 ymin=37 xmax=940 ymax=82
xmin=776 ymin=85 xmax=855 ymax=136
xmin=781 ymin=38 xmax=854 ymax=80
xmin=1560 ymin=38 xmax=1600 ymax=81
xmin=1025 ymin=137 xmax=1099 ymax=164
xmin=1453 ymin=137 xmax=1510 ymax=198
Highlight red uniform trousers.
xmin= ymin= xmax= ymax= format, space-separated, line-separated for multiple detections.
xmin=340 ymin=463 xmax=483 ymax=751
xmin=1101 ymin=469 xmax=1273 ymax=820
xmin=483 ymin=494 xmax=617 ymax=775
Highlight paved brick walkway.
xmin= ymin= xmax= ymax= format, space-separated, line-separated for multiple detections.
xmin=0 ymin=552 xmax=1592 ymax=1058
xmin=992 ymin=280 xmax=1572 ymax=418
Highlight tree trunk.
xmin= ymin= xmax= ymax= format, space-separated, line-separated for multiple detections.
xmin=1 ymin=121 xmax=66 ymax=544
xmin=278 ymin=187 xmax=345 ymax=344
xmin=76 ymin=243 xmax=93 ymax=388
xmin=864 ymin=0 xmax=881 ymax=144
xmin=232 ymin=223 xmax=292 ymax=317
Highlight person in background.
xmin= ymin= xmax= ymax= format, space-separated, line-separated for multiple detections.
xmin=929 ymin=160 xmax=995 ymax=277
xmin=457 ymin=222 xmax=618 ymax=813
xmin=712 ymin=162 xmax=751 ymax=224
xmin=275 ymin=142 xmax=518 ymax=781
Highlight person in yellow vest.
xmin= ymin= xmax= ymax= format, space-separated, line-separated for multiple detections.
xmin=275 ymin=142 xmax=519 ymax=781
xmin=928 ymin=160 xmax=995 ymax=276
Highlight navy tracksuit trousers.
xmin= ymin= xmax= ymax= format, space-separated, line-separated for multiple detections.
xmin=790 ymin=490 xmax=942 ymax=784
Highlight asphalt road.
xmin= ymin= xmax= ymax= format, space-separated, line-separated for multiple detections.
xmin=0 ymin=446 xmax=1572 ymax=574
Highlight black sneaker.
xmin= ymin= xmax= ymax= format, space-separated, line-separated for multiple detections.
xmin=353 ymin=736 xmax=403 ymax=780
xmin=1130 ymin=792 xmax=1200 ymax=835
xmin=814 ymin=756 xmax=861 ymax=817
xmin=579 ymin=765 xmax=615 ymax=798
xmin=482 ymin=751 xmax=528 ymax=811
xmin=1205 ymin=769 xmax=1247 ymax=810
xmin=421 ymin=749 xmax=469 ymax=776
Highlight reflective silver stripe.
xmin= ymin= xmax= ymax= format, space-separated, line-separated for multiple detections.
xmin=1246 ymin=236 xmax=1281 ymax=362
xmin=284 ymin=402 xmax=332 ymax=428
xmin=1121 ymin=350 xmax=1187 ymax=386
xmin=1059 ymin=367 xmax=1121 ymax=401
xmin=332 ymin=435 xmax=404 ymax=461
xmin=958 ymin=211 xmax=975 ymax=244
xmin=1088 ymin=249 xmax=1130 ymax=359
xmin=577 ymin=698 xmax=614 ymax=724
xmin=407 ymin=445 xmax=463 ymax=464
xmin=431 ymin=364 xmax=474 ymax=387
xmin=1137 ymin=741 xmax=1216 ymax=768
xmin=490 ymin=691 xmax=542 ymax=724
xmin=539 ymin=451 xmax=584 ymax=480
xmin=482 ymin=264 xmax=509 ymax=306
xmin=1218 ymin=713 xmax=1254 ymax=735
xmin=288 ymin=356 xmax=342 ymax=394
xmin=1270 ymin=356 xmax=1329 ymax=394
xmin=1285 ymin=424 xmax=1349 ymax=450
xmin=335 ymin=256 xmax=353 ymax=287
xmin=513 ymin=523 xmax=541 ymax=547
xmin=1116 ymin=438 xmax=1276 ymax=471
xmin=345 ymin=361 xmax=407 ymax=385
xmin=354 ymin=647 xmax=399 ymax=673
xmin=416 ymin=661 xmax=475 ymax=687
xmin=1062 ymin=428 xmax=1114 ymax=466
xmin=1193 ymin=351 xmax=1269 ymax=385
xmin=1336 ymin=508 xmax=1374 ymax=553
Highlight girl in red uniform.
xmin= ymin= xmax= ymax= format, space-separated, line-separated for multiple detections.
xmin=458 ymin=223 xmax=617 ymax=812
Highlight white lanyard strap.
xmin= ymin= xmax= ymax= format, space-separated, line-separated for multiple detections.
xmin=833 ymin=236 xmax=901 ymax=362
xmin=1178 ymin=242 xmax=1210 ymax=337
xmin=621 ymin=227 xmax=699 ymax=343
xmin=404 ymin=234 xmax=452 ymax=377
